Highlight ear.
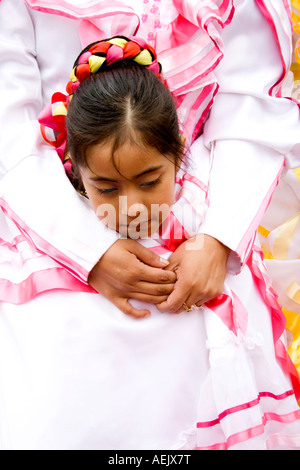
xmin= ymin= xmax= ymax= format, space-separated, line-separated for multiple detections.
xmin=180 ymin=133 xmax=187 ymax=146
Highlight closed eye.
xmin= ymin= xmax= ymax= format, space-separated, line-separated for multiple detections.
xmin=96 ymin=187 xmax=118 ymax=195
xmin=140 ymin=177 xmax=161 ymax=188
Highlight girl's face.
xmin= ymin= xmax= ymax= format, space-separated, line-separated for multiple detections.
xmin=80 ymin=138 xmax=179 ymax=238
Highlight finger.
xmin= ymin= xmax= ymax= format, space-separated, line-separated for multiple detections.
xmin=156 ymin=299 xmax=183 ymax=314
xmin=129 ymin=242 xmax=171 ymax=269
xmin=136 ymin=264 xmax=177 ymax=284
xmin=128 ymin=292 xmax=169 ymax=304
xmin=133 ymin=281 xmax=175 ymax=297
xmin=184 ymin=286 xmax=224 ymax=308
xmin=156 ymin=281 xmax=191 ymax=313
xmin=115 ymin=297 xmax=151 ymax=319
xmin=112 ymin=264 xmax=176 ymax=292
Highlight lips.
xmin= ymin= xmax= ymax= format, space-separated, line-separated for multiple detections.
xmin=119 ymin=218 xmax=160 ymax=237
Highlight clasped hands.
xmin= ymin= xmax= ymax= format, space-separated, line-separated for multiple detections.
xmin=88 ymin=234 xmax=231 ymax=318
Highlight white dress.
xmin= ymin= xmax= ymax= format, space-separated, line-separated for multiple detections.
xmin=0 ymin=0 xmax=300 ymax=450
xmin=0 ymin=135 xmax=300 ymax=450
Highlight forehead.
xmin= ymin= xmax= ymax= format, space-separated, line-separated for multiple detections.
xmin=85 ymin=138 xmax=171 ymax=179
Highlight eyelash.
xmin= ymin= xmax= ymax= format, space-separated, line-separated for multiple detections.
xmin=140 ymin=177 xmax=161 ymax=188
xmin=96 ymin=178 xmax=161 ymax=195
xmin=96 ymin=187 xmax=117 ymax=195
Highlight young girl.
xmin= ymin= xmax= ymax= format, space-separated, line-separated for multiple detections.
xmin=7 ymin=35 xmax=296 ymax=450
xmin=1 ymin=1 xmax=300 ymax=321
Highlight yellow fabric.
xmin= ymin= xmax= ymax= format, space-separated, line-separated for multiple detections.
xmin=286 ymin=282 xmax=300 ymax=305
xmin=258 ymin=225 xmax=270 ymax=238
xmin=53 ymin=104 xmax=67 ymax=116
xmin=284 ymin=309 xmax=300 ymax=376
xmin=70 ymin=68 xmax=77 ymax=82
xmin=134 ymin=49 xmax=153 ymax=66
xmin=294 ymin=167 xmax=300 ymax=183
xmin=272 ymin=214 xmax=300 ymax=260
xmin=292 ymin=0 xmax=300 ymax=12
xmin=108 ymin=37 xmax=128 ymax=47
xmin=89 ymin=55 xmax=106 ymax=74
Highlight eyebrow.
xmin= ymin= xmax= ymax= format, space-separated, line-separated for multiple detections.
xmin=89 ymin=165 xmax=163 ymax=182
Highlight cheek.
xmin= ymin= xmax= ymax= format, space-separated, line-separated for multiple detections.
xmin=145 ymin=182 xmax=175 ymax=224
xmin=84 ymin=188 xmax=102 ymax=213
xmin=160 ymin=178 xmax=176 ymax=206
xmin=84 ymin=188 xmax=119 ymax=229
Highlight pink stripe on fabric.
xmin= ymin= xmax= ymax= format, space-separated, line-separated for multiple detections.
xmin=24 ymin=0 xmax=137 ymax=20
xmin=175 ymin=173 xmax=208 ymax=193
xmin=197 ymin=424 xmax=264 ymax=450
xmin=159 ymin=211 xmax=189 ymax=252
xmin=254 ymin=0 xmax=288 ymax=97
xmin=248 ymin=246 xmax=300 ymax=400
xmin=191 ymin=83 xmax=219 ymax=143
xmin=197 ymin=398 xmax=260 ymax=428
xmin=182 ymin=173 xmax=208 ymax=192
xmin=160 ymin=1 xmax=234 ymax=144
xmin=263 ymin=410 xmax=300 ymax=424
xmin=282 ymin=0 xmax=293 ymax=31
xmin=170 ymin=48 xmax=222 ymax=94
xmin=0 ymin=235 xmax=31 ymax=253
xmin=231 ymin=289 xmax=248 ymax=336
xmin=0 ymin=198 xmax=89 ymax=281
xmin=236 ymin=160 xmax=284 ymax=259
xmin=174 ymin=0 xmax=234 ymax=29
xmin=0 ymin=267 xmax=95 ymax=305
xmin=197 ymin=409 xmax=300 ymax=450
xmin=198 ymin=424 xmax=300 ymax=451
xmin=147 ymin=245 xmax=170 ymax=255
xmin=197 ymin=390 xmax=296 ymax=428
xmin=205 ymin=293 xmax=237 ymax=335
xmin=259 ymin=390 xmax=294 ymax=400
xmin=181 ymin=84 xmax=214 ymax=138
xmin=201 ymin=0 xmax=235 ymax=30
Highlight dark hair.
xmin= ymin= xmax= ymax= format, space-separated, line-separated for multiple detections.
xmin=66 ymin=60 xmax=185 ymax=185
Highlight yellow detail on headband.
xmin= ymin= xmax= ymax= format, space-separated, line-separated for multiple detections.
xmin=134 ymin=49 xmax=153 ymax=66
xmin=53 ymin=104 xmax=68 ymax=116
xmin=89 ymin=55 xmax=106 ymax=74
xmin=70 ymin=68 xmax=77 ymax=82
xmin=108 ymin=37 xmax=128 ymax=48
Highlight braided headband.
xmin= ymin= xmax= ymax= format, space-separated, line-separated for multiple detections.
xmin=38 ymin=36 xmax=162 ymax=169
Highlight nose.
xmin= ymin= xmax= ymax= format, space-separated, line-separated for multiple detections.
xmin=119 ymin=195 xmax=147 ymax=219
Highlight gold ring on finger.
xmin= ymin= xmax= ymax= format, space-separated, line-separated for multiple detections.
xmin=183 ymin=302 xmax=193 ymax=312
xmin=194 ymin=304 xmax=204 ymax=311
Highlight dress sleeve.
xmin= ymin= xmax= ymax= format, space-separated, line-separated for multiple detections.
xmin=0 ymin=0 xmax=119 ymax=283
xmin=200 ymin=0 xmax=300 ymax=273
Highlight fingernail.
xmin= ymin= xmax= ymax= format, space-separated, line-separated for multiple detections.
xmin=159 ymin=257 xmax=169 ymax=266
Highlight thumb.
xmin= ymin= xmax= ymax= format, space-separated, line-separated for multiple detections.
xmin=129 ymin=242 xmax=170 ymax=269
xmin=156 ymin=277 xmax=189 ymax=313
